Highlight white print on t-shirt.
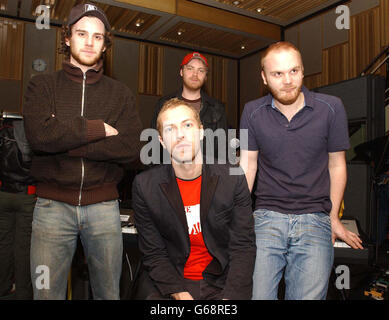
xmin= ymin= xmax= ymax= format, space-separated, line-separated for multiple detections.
xmin=185 ymin=204 xmax=201 ymax=235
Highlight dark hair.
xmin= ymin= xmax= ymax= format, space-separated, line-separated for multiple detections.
xmin=58 ymin=18 xmax=113 ymax=59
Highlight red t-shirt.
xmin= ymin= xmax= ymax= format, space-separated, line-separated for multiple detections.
xmin=176 ymin=176 xmax=213 ymax=280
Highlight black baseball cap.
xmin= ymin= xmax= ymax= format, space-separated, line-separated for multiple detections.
xmin=67 ymin=3 xmax=111 ymax=31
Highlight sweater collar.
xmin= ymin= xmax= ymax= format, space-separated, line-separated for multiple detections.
xmin=62 ymin=59 xmax=104 ymax=85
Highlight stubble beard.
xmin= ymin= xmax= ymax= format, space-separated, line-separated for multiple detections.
xmin=70 ymin=47 xmax=103 ymax=68
xmin=267 ymin=82 xmax=303 ymax=105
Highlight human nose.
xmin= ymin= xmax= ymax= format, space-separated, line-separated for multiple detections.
xmin=85 ymin=35 xmax=93 ymax=46
xmin=283 ymin=73 xmax=292 ymax=84
xmin=176 ymin=126 xmax=185 ymax=139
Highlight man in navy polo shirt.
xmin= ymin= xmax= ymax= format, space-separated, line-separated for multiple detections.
xmin=240 ymin=41 xmax=363 ymax=300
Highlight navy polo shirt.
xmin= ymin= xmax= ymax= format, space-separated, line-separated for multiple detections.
xmin=240 ymin=86 xmax=350 ymax=214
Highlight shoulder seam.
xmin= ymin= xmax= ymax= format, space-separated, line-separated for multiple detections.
xmin=314 ymin=97 xmax=335 ymax=114
xmin=249 ymin=103 xmax=268 ymax=121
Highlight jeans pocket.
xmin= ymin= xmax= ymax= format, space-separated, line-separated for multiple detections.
xmin=253 ymin=209 xmax=270 ymax=219
xmin=35 ymin=197 xmax=52 ymax=208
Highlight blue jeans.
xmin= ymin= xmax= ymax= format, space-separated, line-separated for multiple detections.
xmin=30 ymin=198 xmax=123 ymax=300
xmin=252 ymin=209 xmax=334 ymax=300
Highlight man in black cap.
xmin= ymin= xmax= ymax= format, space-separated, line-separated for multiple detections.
xmin=23 ymin=3 xmax=142 ymax=300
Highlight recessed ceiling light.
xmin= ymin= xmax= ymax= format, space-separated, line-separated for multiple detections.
xmin=135 ymin=19 xmax=144 ymax=28
xmin=241 ymin=45 xmax=246 ymax=50
xmin=177 ymin=28 xmax=185 ymax=36
xmin=256 ymin=8 xmax=262 ymax=13
xmin=233 ymin=1 xmax=240 ymax=5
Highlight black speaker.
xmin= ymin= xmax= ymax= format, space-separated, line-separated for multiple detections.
xmin=314 ymin=75 xmax=386 ymax=238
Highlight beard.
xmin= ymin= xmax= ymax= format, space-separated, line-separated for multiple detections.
xmin=183 ymin=76 xmax=205 ymax=91
xmin=267 ymin=82 xmax=303 ymax=105
xmin=70 ymin=47 xmax=103 ymax=68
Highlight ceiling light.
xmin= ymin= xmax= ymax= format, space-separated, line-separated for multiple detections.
xmin=177 ymin=28 xmax=185 ymax=36
xmin=256 ymin=8 xmax=262 ymax=13
xmin=135 ymin=19 xmax=144 ymax=28
xmin=241 ymin=45 xmax=246 ymax=50
xmin=233 ymin=1 xmax=240 ymax=5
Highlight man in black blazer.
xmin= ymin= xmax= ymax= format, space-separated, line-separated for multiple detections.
xmin=132 ymin=98 xmax=255 ymax=300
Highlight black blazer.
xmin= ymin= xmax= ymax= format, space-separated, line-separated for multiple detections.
xmin=132 ymin=163 xmax=256 ymax=300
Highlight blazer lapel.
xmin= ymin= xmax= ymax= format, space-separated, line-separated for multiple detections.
xmin=159 ymin=166 xmax=188 ymax=234
xmin=200 ymin=164 xmax=219 ymax=224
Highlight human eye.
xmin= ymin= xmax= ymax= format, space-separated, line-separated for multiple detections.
xmin=164 ymin=126 xmax=173 ymax=133
xmin=95 ymin=34 xmax=104 ymax=41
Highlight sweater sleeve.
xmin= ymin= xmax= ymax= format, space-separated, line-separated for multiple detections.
xmin=67 ymin=87 xmax=143 ymax=164
xmin=23 ymin=75 xmax=106 ymax=154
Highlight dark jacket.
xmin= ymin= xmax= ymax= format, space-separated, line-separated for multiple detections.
xmin=0 ymin=120 xmax=35 ymax=193
xmin=151 ymin=88 xmax=228 ymax=132
xmin=132 ymin=163 xmax=256 ymax=300
xmin=23 ymin=60 xmax=143 ymax=205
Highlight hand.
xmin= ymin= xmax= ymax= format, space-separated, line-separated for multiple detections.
xmin=104 ymin=123 xmax=118 ymax=137
xmin=331 ymin=217 xmax=364 ymax=249
xmin=171 ymin=292 xmax=194 ymax=300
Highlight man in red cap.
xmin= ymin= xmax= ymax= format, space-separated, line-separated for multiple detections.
xmin=23 ymin=3 xmax=142 ymax=300
xmin=151 ymin=52 xmax=228 ymax=161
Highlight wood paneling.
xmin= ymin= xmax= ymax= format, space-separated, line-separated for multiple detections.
xmin=380 ymin=0 xmax=389 ymax=47
xmin=0 ymin=0 xmax=8 ymax=11
xmin=115 ymin=0 xmax=176 ymax=14
xmin=205 ymin=56 xmax=228 ymax=104
xmin=160 ymin=21 xmax=267 ymax=56
xmin=177 ymin=0 xmax=281 ymax=40
xmin=303 ymin=73 xmax=323 ymax=90
xmin=214 ymin=0 xmax=334 ymax=22
xmin=0 ymin=18 xmax=24 ymax=80
xmin=287 ymin=0 xmax=388 ymax=90
xmin=322 ymin=42 xmax=350 ymax=86
xmin=138 ymin=43 xmax=163 ymax=96
xmin=349 ymin=7 xmax=381 ymax=78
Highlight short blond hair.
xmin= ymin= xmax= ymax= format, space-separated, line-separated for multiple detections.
xmin=156 ymin=98 xmax=202 ymax=135
xmin=261 ymin=41 xmax=304 ymax=71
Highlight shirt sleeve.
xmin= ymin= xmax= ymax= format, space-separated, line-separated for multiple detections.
xmin=239 ymin=102 xmax=259 ymax=151
xmin=327 ymin=97 xmax=350 ymax=153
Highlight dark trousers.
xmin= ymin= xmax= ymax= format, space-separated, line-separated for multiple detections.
xmin=136 ymin=268 xmax=223 ymax=300
xmin=0 ymin=191 xmax=35 ymax=299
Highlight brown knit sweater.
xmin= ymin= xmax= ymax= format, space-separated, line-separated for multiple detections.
xmin=23 ymin=60 xmax=143 ymax=205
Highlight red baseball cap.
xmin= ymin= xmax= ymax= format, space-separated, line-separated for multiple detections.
xmin=181 ymin=52 xmax=208 ymax=68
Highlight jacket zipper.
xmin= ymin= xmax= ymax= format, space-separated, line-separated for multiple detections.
xmin=78 ymin=73 xmax=86 ymax=206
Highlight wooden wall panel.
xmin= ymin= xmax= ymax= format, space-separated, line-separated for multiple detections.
xmin=322 ymin=42 xmax=350 ymax=85
xmin=138 ymin=43 xmax=163 ymax=96
xmin=0 ymin=18 xmax=24 ymax=80
xmin=303 ymin=73 xmax=323 ymax=90
xmin=205 ymin=55 xmax=228 ymax=104
xmin=349 ymin=7 xmax=381 ymax=78
xmin=286 ymin=0 xmax=387 ymax=91
xmin=380 ymin=0 xmax=389 ymax=47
